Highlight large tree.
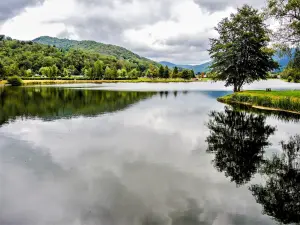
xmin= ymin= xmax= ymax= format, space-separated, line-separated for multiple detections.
xmin=209 ymin=5 xmax=278 ymax=92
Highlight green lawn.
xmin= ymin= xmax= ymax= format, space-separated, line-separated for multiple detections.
xmin=239 ymin=90 xmax=300 ymax=98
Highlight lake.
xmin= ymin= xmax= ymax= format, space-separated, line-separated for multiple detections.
xmin=0 ymin=80 xmax=300 ymax=225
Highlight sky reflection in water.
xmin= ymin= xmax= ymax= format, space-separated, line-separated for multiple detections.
xmin=0 ymin=81 xmax=299 ymax=225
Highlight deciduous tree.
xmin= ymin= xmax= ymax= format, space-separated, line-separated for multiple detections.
xmin=209 ymin=5 xmax=278 ymax=92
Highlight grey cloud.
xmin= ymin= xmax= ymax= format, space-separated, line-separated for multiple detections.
xmin=164 ymin=31 xmax=213 ymax=50
xmin=64 ymin=17 xmax=125 ymax=44
xmin=0 ymin=0 xmax=45 ymax=22
xmin=55 ymin=0 xmax=181 ymax=48
xmin=193 ymin=0 xmax=267 ymax=12
xmin=57 ymin=29 xmax=74 ymax=39
xmin=126 ymin=33 xmax=212 ymax=64
xmin=47 ymin=0 xmax=214 ymax=64
xmin=127 ymin=44 xmax=210 ymax=65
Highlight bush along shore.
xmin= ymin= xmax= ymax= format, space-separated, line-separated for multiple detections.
xmin=218 ymin=90 xmax=300 ymax=115
xmin=0 ymin=77 xmax=210 ymax=86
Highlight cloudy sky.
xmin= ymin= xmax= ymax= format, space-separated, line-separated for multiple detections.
xmin=0 ymin=0 xmax=266 ymax=64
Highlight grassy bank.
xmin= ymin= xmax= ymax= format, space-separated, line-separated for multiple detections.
xmin=218 ymin=90 xmax=300 ymax=114
xmin=0 ymin=78 xmax=210 ymax=86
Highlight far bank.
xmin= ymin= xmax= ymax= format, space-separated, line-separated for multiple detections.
xmin=0 ymin=78 xmax=212 ymax=86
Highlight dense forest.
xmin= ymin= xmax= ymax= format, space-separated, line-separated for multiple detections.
xmin=33 ymin=36 xmax=153 ymax=63
xmin=0 ymin=35 xmax=195 ymax=80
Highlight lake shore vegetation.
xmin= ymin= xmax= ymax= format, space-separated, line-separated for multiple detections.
xmin=218 ymin=90 xmax=300 ymax=114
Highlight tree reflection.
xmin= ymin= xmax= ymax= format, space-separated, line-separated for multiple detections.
xmin=0 ymin=87 xmax=155 ymax=126
xmin=230 ymin=103 xmax=300 ymax=123
xmin=206 ymin=106 xmax=276 ymax=186
xmin=250 ymin=135 xmax=300 ymax=224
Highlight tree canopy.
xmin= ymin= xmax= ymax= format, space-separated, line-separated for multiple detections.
xmin=266 ymin=0 xmax=300 ymax=46
xmin=209 ymin=5 xmax=278 ymax=92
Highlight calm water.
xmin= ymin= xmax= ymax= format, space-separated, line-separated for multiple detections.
xmin=0 ymin=81 xmax=300 ymax=225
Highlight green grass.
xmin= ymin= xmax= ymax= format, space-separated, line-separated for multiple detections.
xmin=219 ymin=90 xmax=300 ymax=114
xmin=239 ymin=90 xmax=300 ymax=97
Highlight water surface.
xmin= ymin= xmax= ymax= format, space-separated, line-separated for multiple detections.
xmin=0 ymin=81 xmax=299 ymax=225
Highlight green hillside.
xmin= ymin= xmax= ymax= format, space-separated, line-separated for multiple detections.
xmin=0 ymin=37 xmax=152 ymax=79
xmin=0 ymin=35 xmax=195 ymax=80
xmin=33 ymin=36 xmax=153 ymax=63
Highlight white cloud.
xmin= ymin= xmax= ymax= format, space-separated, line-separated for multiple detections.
xmin=1 ymin=0 xmax=76 ymax=40
xmin=0 ymin=0 xmax=268 ymax=64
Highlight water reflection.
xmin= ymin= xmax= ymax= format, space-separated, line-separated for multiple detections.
xmin=1 ymin=86 xmax=300 ymax=225
xmin=229 ymin=103 xmax=300 ymax=123
xmin=206 ymin=106 xmax=300 ymax=224
xmin=0 ymin=87 xmax=155 ymax=126
xmin=250 ymin=135 xmax=300 ymax=224
xmin=206 ymin=106 xmax=276 ymax=186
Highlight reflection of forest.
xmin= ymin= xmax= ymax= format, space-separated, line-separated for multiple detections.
xmin=206 ymin=106 xmax=300 ymax=224
xmin=0 ymin=87 xmax=155 ymax=125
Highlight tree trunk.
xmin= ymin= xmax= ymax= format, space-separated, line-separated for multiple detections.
xmin=233 ymin=84 xmax=238 ymax=92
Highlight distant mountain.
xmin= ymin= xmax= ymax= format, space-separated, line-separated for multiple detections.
xmin=273 ymin=49 xmax=296 ymax=71
xmin=159 ymin=61 xmax=177 ymax=67
xmin=160 ymin=51 xmax=294 ymax=73
xmin=33 ymin=36 xmax=155 ymax=64
xmin=190 ymin=62 xmax=211 ymax=73
xmin=159 ymin=61 xmax=211 ymax=73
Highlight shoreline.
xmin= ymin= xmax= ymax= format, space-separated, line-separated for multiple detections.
xmin=218 ymin=98 xmax=300 ymax=115
xmin=218 ymin=90 xmax=300 ymax=115
xmin=0 ymin=78 xmax=211 ymax=86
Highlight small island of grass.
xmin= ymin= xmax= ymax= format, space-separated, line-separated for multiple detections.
xmin=218 ymin=90 xmax=300 ymax=114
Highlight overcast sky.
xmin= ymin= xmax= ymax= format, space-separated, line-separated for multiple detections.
xmin=0 ymin=0 xmax=267 ymax=64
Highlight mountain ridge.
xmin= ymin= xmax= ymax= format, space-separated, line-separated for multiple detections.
xmin=33 ymin=36 xmax=156 ymax=64
xmin=160 ymin=61 xmax=211 ymax=73
xmin=160 ymin=53 xmax=293 ymax=73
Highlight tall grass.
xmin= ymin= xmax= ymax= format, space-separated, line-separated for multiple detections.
xmin=219 ymin=91 xmax=300 ymax=113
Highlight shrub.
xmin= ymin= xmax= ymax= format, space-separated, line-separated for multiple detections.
xmin=7 ymin=76 xmax=23 ymax=86
xmin=220 ymin=92 xmax=300 ymax=113
xmin=281 ymin=68 xmax=296 ymax=80
xmin=293 ymin=71 xmax=300 ymax=83
xmin=288 ymin=76 xmax=293 ymax=82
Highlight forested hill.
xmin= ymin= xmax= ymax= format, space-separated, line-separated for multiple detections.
xmin=0 ymin=36 xmax=195 ymax=80
xmin=33 ymin=36 xmax=153 ymax=63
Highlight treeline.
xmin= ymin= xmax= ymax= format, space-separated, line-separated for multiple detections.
xmin=0 ymin=35 xmax=195 ymax=80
